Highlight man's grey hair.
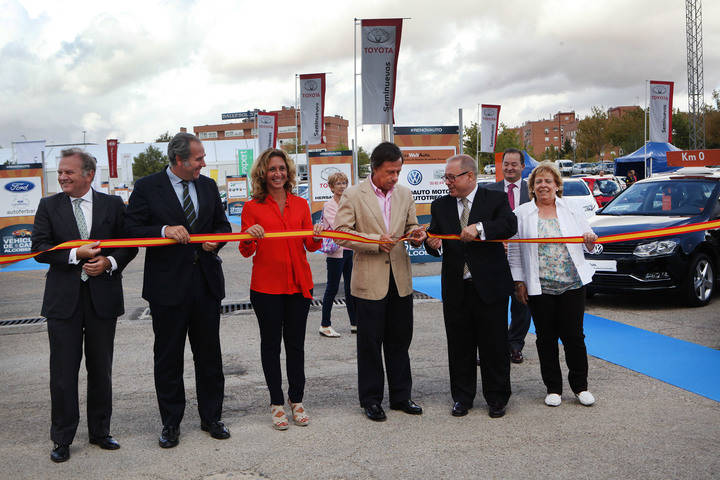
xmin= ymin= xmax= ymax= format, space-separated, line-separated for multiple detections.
xmin=61 ymin=148 xmax=96 ymax=176
xmin=168 ymin=132 xmax=201 ymax=165
xmin=446 ymin=154 xmax=478 ymax=175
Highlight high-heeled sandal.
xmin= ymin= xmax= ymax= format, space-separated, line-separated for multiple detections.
xmin=271 ymin=404 xmax=289 ymax=430
xmin=288 ymin=401 xmax=310 ymax=426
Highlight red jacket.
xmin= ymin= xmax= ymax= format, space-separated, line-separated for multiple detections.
xmin=239 ymin=193 xmax=320 ymax=298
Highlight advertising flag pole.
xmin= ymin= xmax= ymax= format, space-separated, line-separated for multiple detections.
xmin=295 ymin=74 xmax=299 ymax=160
xmin=476 ymin=104 xmax=480 ymax=161
xmin=353 ymin=18 xmax=359 ymax=184
xmin=644 ymin=80 xmax=649 ymax=177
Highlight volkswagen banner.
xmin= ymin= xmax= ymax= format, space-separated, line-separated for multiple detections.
xmin=361 ymin=19 xmax=403 ymax=125
xmin=257 ymin=112 xmax=278 ymax=150
xmin=648 ymin=80 xmax=674 ymax=143
xmin=480 ymin=104 xmax=501 ymax=153
xmin=300 ymin=73 xmax=326 ymax=145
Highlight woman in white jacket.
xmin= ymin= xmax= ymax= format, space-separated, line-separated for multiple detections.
xmin=508 ymin=161 xmax=598 ymax=408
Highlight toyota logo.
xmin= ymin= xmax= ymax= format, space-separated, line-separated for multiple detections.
xmin=304 ymin=79 xmax=318 ymax=91
xmin=259 ymin=116 xmax=273 ymax=125
xmin=367 ymin=28 xmax=392 ymax=44
xmin=321 ymin=166 xmax=341 ymax=181
xmin=407 ymin=170 xmax=423 ymax=186
xmin=652 ymin=85 xmax=667 ymax=95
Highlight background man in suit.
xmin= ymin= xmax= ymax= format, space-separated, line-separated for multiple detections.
xmin=485 ymin=148 xmax=532 ymax=363
xmin=425 ymin=154 xmax=517 ymax=418
xmin=32 ymin=148 xmax=138 ymax=463
xmin=125 ymin=132 xmax=232 ymax=448
xmin=334 ymin=142 xmax=427 ymax=422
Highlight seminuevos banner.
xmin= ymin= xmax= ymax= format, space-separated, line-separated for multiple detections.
xmin=648 ymin=80 xmax=674 ymax=143
xmin=300 ymin=73 xmax=326 ymax=145
xmin=480 ymin=104 xmax=501 ymax=153
xmin=257 ymin=112 xmax=278 ymax=150
xmin=361 ymin=19 xmax=402 ymax=125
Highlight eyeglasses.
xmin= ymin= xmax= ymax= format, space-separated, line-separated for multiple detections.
xmin=441 ymin=171 xmax=471 ymax=182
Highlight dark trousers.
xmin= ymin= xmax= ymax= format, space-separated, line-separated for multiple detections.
xmin=445 ymin=280 xmax=511 ymax=407
xmin=250 ymin=290 xmax=310 ymax=405
xmin=354 ymin=271 xmax=413 ymax=407
xmin=150 ymin=264 xmax=224 ymax=427
xmin=321 ymin=249 xmax=357 ymax=327
xmin=508 ymin=295 xmax=532 ymax=352
xmin=527 ymin=286 xmax=589 ymax=395
xmin=47 ymin=282 xmax=117 ymax=445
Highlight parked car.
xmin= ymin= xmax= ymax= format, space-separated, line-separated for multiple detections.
xmin=555 ymin=159 xmax=574 ymax=176
xmin=581 ymin=175 xmax=624 ymax=207
xmin=572 ymin=162 xmax=594 ymax=175
xmin=477 ymin=177 xmax=495 ymax=188
xmin=585 ymin=167 xmax=720 ymax=306
xmin=562 ymin=178 xmax=598 ymax=217
xmin=483 ymin=164 xmax=495 ymax=175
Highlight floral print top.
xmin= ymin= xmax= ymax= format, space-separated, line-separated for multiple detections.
xmin=537 ymin=217 xmax=582 ymax=295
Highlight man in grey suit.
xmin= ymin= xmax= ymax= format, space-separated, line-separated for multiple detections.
xmin=484 ymin=148 xmax=531 ymax=363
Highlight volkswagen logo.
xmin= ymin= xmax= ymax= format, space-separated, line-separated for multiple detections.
xmin=367 ymin=28 xmax=392 ymax=44
xmin=652 ymin=85 xmax=667 ymax=95
xmin=407 ymin=170 xmax=423 ymax=186
xmin=259 ymin=116 xmax=273 ymax=125
xmin=304 ymin=79 xmax=318 ymax=91
xmin=591 ymin=244 xmax=603 ymax=254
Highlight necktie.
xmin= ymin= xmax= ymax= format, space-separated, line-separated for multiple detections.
xmin=460 ymin=197 xmax=470 ymax=278
xmin=72 ymin=198 xmax=89 ymax=281
xmin=181 ymin=181 xmax=197 ymax=232
xmin=507 ymin=183 xmax=516 ymax=210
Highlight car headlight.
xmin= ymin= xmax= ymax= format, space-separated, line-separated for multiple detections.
xmin=633 ymin=240 xmax=678 ymax=257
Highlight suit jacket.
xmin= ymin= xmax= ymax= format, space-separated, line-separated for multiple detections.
xmin=124 ymin=168 xmax=232 ymax=306
xmin=424 ymin=187 xmax=517 ymax=305
xmin=334 ymin=180 xmax=419 ymax=301
xmin=484 ymin=179 xmax=530 ymax=208
xmin=31 ymin=190 xmax=138 ymax=319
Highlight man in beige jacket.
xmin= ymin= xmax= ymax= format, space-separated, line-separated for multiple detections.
xmin=335 ymin=142 xmax=427 ymax=422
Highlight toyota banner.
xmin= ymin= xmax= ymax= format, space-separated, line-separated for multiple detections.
xmin=480 ymin=104 xmax=501 ymax=153
xmin=300 ymin=73 xmax=326 ymax=145
xmin=648 ymin=80 xmax=674 ymax=143
xmin=361 ymin=18 xmax=402 ymax=125
xmin=257 ymin=112 xmax=278 ymax=150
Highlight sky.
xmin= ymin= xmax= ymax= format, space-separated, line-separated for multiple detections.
xmin=1 ymin=0 xmax=719 ymax=152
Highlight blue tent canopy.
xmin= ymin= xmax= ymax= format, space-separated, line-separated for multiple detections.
xmin=521 ymin=151 xmax=539 ymax=178
xmin=613 ymin=142 xmax=681 ymax=179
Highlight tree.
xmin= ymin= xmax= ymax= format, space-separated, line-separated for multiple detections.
xmin=607 ymin=107 xmax=645 ymax=155
xmin=671 ymin=110 xmax=690 ymax=150
xmin=542 ymin=145 xmax=559 ymax=160
xmin=495 ymin=124 xmax=522 ymax=153
xmin=133 ymin=145 xmax=167 ymax=181
xmin=155 ymin=131 xmax=172 ymax=142
xmin=357 ymin=146 xmax=371 ymax=178
xmin=576 ymin=107 xmax=609 ymax=161
xmin=560 ymin=139 xmax=574 ymax=158
xmin=463 ymin=122 xmax=521 ymax=167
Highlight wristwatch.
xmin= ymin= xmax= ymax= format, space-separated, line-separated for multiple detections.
xmin=475 ymin=223 xmax=483 ymax=237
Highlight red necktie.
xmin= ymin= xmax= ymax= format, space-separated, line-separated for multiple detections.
xmin=507 ymin=183 xmax=516 ymax=210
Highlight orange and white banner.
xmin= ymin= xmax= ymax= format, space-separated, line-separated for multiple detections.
xmin=257 ymin=112 xmax=278 ymax=150
xmin=649 ymin=80 xmax=674 ymax=143
xmin=361 ymin=18 xmax=402 ymax=125
xmin=300 ymin=73 xmax=325 ymax=145
xmin=480 ymin=104 xmax=500 ymax=153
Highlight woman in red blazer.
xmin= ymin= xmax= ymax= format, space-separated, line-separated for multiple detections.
xmin=239 ymin=148 xmax=322 ymax=430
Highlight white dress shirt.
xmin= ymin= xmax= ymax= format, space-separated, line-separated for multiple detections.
xmin=68 ymin=188 xmax=117 ymax=274
xmin=162 ymin=166 xmax=199 ymax=237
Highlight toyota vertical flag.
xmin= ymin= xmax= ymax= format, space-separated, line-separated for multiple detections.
xmin=361 ymin=19 xmax=402 ymax=125
xmin=300 ymin=73 xmax=326 ymax=145
xmin=257 ymin=112 xmax=278 ymax=150
xmin=480 ymin=105 xmax=501 ymax=153
xmin=648 ymin=81 xmax=674 ymax=143
xmin=107 ymin=139 xmax=118 ymax=178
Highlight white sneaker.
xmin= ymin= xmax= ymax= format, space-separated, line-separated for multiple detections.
xmin=319 ymin=326 xmax=341 ymax=338
xmin=544 ymin=393 xmax=562 ymax=407
xmin=575 ymin=391 xmax=595 ymax=406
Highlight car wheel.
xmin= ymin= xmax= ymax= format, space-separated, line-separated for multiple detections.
xmin=682 ymin=253 xmax=715 ymax=307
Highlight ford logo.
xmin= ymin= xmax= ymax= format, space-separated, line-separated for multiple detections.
xmin=367 ymin=28 xmax=392 ymax=44
xmin=407 ymin=170 xmax=423 ymax=186
xmin=5 ymin=181 xmax=35 ymax=192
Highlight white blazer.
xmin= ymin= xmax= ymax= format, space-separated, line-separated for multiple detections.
xmin=508 ymin=196 xmax=596 ymax=296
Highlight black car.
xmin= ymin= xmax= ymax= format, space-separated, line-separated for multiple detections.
xmin=585 ymin=168 xmax=720 ymax=306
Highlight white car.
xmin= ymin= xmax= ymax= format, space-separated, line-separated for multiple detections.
xmin=483 ymin=164 xmax=495 ymax=175
xmin=555 ymin=159 xmax=573 ymax=176
xmin=562 ymin=178 xmax=598 ymax=217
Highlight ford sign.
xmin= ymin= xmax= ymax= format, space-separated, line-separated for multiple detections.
xmin=5 ymin=181 xmax=35 ymax=192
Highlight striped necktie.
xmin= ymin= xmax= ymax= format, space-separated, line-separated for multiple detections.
xmin=181 ymin=181 xmax=197 ymax=232
xmin=72 ymin=198 xmax=89 ymax=281
xmin=460 ymin=197 xmax=470 ymax=278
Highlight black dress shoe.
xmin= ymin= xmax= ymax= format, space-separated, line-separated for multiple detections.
xmin=50 ymin=444 xmax=70 ymax=463
xmin=510 ymin=349 xmax=524 ymax=364
xmin=451 ymin=402 xmax=469 ymax=417
xmin=201 ymin=421 xmax=231 ymax=440
xmin=159 ymin=425 xmax=180 ymax=448
xmin=389 ymin=399 xmax=423 ymax=415
xmin=488 ymin=403 xmax=506 ymax=418
xmin=363 ymin=404 xmax=387 ymax=422
xmin=89 ymin=435 xmax=120 ymax=450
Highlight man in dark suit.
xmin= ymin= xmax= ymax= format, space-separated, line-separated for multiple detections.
xmin=425 ymin=154 xmax=517 ymax=418
xmin=125 ymin=132 xmax=232 ymax=448
xmin=32 ymin=148 xmax=138 ymax=463
xmin=484 ymin=148 xmax=532 ymax=363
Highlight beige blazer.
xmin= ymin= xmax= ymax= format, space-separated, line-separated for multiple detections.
xmin=334 ymin=179 xmax=419 ymax=300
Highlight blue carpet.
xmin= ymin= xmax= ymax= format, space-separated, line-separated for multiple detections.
xmin=0 ymin=258 xmax=48 ymax=272
xmin=412 ymin=275 xmax=720 ymax=402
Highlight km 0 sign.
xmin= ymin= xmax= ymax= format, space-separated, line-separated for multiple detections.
xmin=667 ymin=149 xmax=720 ymax=167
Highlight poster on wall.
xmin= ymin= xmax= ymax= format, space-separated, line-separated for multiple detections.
xmin=113 ymin=187 xmax=130 ymax=204
xmin=0 ymin=163 xmax=44 ymax=256
xmin=226 ymin=176 xmax=249 ymax=217
xmin=308 ymin=150 xmax=354 ymax=223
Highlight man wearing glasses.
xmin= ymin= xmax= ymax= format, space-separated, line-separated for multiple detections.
xmin=424 ymin=154 xmax=517 ymax=419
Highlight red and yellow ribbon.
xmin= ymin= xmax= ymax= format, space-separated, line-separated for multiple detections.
xmin=2 ymin=219 xmax=720 ymax=267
